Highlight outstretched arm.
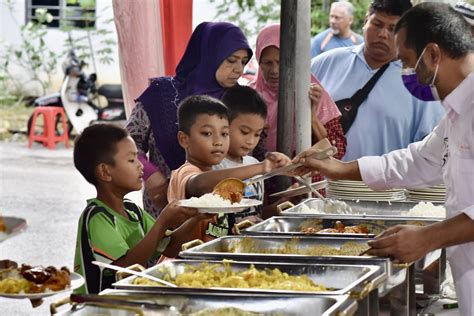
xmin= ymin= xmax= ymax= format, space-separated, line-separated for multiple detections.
xmin=186 ymin=153 xmax=291 ymax=198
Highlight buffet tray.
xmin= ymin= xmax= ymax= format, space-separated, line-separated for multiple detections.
xmin=179 ymin=236 xmax=403 ymax=296
xmin=280 ymin=198 xmax=444 ymax=220
xmin=241 ymin=216 xmax=440 ymax=238
xmin=113 ymin=259 xmax=381 ymax=298
xmin=0 ymin=216 xmax=27 ymax=243
xmin=55 ymin=290 xmax=358 ymax=316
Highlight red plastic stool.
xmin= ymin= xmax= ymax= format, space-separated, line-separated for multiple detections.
xmin=28 ymin=106 xmax=70 ymax=149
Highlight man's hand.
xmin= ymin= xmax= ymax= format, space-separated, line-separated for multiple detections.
xmin=262 ymin=152 xmax=292 ymax=173
xmin=291 ymin=150 xmax=362 ymax=181
xmin=368 ymin=225 xmax=433 ymax=263
xmin=157 ymin=201 xmax=199 ymax=229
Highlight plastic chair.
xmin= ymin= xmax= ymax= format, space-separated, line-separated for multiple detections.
xmin=28 ymin=106 xmax=70 ymax=149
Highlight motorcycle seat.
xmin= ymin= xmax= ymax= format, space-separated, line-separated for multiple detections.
xmin=98 ymin=84 xmax=123 ymax=100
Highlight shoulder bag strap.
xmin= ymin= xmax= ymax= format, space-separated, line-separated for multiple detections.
xmin=350 ymin=63 xmax=390 ymax=105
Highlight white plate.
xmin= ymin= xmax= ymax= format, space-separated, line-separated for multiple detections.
xmin=0 ymin=272 xmax=84 ymax=299
xmin=177 ymin=198 xmax=262 ymax=214
xmin=0 ymin=216 xmax=27 ymax=243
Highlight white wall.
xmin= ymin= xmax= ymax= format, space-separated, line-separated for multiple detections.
xmin=0 ymin=0 xmax=257 ymax=96
xmin=0 ymin=0 xmax=120 ymax=93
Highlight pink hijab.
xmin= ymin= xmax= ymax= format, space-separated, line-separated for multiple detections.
xmin=249 ymin=24 xmax=341 ymax=152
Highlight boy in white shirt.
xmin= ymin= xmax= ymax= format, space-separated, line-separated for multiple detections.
xmin=215 ymin=85 xmax=289 ymax=221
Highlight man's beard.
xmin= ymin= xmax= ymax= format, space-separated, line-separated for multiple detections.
xmin=417 ymin=59 xmax=435 ymax=85
xmin=330 ymin=27 xmax=340 ymax=35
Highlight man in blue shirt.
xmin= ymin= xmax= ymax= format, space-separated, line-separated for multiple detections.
xmin=311 ymin=0 xmax=445 ymax=161
xmin=311 ymin=1 xmax=363 ymax=58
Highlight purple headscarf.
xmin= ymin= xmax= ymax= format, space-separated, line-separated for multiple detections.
xmin=136 ymin=22 xmax=252 ymax=170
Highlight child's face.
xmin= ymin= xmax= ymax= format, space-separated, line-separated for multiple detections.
xmin=180 ymin=114 xmax=230 ymax=167
xmin=228 ymin=113 xmax=265 ymax=159
xmin=107 ymin=136 xmax=144 ymax=192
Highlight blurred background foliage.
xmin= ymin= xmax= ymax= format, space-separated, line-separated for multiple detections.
xmin=211 ymin=0 xmax=372 ymax=41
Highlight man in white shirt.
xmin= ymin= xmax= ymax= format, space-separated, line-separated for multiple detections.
xmin=294 ymin=3 xmax=474 ymax=314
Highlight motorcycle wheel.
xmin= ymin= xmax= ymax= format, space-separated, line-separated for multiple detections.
xmin=27 ymin=112 xmax=74 ymax=140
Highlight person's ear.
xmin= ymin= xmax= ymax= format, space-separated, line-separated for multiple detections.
xmin=348 ymin=15 xmax=354 ymax=26
xmin=177 ymin=131 xmax=189 ymax=149
xmin=425 ymin=43 xmax=441 ymax=68
xmin=95 ymin=163 xmax=112 ymax=182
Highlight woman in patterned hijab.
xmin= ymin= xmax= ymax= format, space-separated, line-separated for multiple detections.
xmin=127 ymin=22 xmax=252 ymax=218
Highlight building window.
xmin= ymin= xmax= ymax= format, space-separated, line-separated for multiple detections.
xmin=25 ymin=0 xmax=96 ymax=29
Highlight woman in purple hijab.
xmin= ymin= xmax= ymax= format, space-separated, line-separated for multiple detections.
xmin=126 ymin=22 xmax=252 ymax=218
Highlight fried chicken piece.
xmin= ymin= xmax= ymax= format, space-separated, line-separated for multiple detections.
xmin=42 ymin=267 xmax=70 ymax=292
xmin=0 ymin=216 xmax=6 ymax=232
xmin=21 ymin=265 xmax=51 ymax=284
xmin=213 ymin=178 xmax=245 ymax=203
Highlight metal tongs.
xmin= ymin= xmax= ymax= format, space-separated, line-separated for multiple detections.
xmin=245 ymin=138 xmax=337 ymax=186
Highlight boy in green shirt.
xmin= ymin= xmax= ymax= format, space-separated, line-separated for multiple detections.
xmin=73 ymin=124 xmax=203 ymax=294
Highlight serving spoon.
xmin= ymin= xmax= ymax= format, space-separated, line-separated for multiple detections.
xmin=92 ymin=261 xmax=177 ymax=288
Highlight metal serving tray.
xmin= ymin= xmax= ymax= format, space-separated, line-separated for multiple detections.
xmin=241 ymin=216 xmax=440 ymax=238
xmin=55 ymin=290 xmax=357 ymax=316
xmin=281 ymin=198 xmax=444 ymax=220
xmin=179 ymin=236 xmax=403 ymax=296
xmin=113 ymin=259 xmax=381 ymax=298
xmin=0 ymin=216 xmax=27 ymax=243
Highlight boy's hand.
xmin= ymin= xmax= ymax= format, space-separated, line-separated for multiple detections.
xmin=262 ymin=152 xmax=292 ymax=173
xmin=157 ymin=201 xmax=199 ymax=229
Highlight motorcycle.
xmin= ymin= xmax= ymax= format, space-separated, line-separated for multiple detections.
xmin=28 ymin=50 xmax=125 ymax=136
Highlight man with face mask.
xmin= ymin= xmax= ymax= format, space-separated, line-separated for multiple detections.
xmin=311 ymin=0 xmax=445 ymax=161
xmin=297 ymin=3 xmax=474 ymax=313
xmin=311 ymin=1 xmax=363 ymax=58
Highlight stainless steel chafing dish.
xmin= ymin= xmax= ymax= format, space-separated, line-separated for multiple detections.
xmin=179 ymin=236 xmax=417 ymax=315
xmin=240 ymin=216 xmax=440 ymax=238
xmin=279 ymin=198 xmax=444 ymax=220
xmin=113 ymin=259 xmax=381 ymax=298
xmin=276 ymin=200 xmax=447 ymax=298
xmin=52 ymin=290 xmax=358 ymax=316
xmin=179 ymin=236 xmax=400 ymax=297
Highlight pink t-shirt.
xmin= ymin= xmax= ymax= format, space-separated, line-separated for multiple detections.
xmin=167 ymin=162 xmax=203 ymax=202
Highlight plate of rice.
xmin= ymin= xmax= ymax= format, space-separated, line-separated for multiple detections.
xmin=177 ymin=193 xmax=262 ymax=213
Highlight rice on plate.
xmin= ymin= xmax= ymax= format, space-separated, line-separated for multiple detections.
xmin=183 ymin=193 xmax=240 ymax=207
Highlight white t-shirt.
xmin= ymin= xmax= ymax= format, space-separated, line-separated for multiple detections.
xmin=213 ymin=156 xmax=264 ymax=219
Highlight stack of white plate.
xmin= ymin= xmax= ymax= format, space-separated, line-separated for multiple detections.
xmin=327 ymin=180 xmax=406 ymax=201
xmin=405 ymin=184 xmax=446 ymax=203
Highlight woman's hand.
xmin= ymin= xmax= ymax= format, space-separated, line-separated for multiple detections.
xmin=144 ymin=171 xmax=169 ymax=210
xmin=309 ymin=83 xmax=323 ymax=112
xmin=309 ymin=83 xmax=327 ymax=140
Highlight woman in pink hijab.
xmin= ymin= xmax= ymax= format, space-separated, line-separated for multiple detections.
xmin=249 ymin=24 xmax=346 ymax=163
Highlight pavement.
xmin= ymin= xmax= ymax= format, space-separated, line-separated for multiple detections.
xmin=0 ymin=140 xmax=142 ymax=315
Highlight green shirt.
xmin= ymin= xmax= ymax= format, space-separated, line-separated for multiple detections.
xmin=73 ymin=198 xmax=170 ymax=294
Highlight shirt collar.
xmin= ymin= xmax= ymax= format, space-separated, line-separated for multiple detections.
xmin=443 ymin=72 xmax=474 ymax=115
xmin=352 ymin=43 xmax=401 ymax=71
